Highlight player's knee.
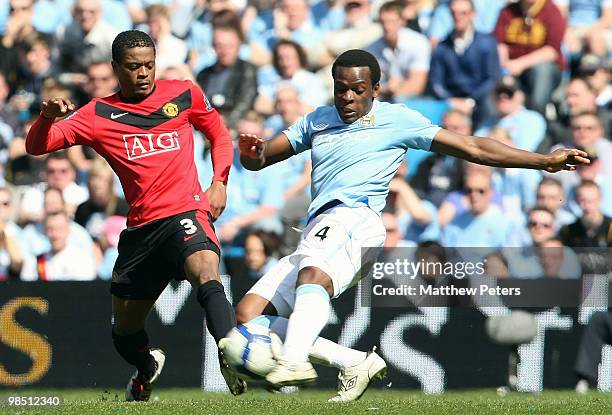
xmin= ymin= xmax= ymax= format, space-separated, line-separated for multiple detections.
xmin=296 ymin=267 xmax=334 ymax=296
xmin=186 ymin=262 xmax=220 ymax=287
xmin=184 ymin=250 xmax=221 ymax=287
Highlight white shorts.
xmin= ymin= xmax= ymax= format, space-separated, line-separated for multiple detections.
xmin=246 ymin=205 xmax=386 ymax=317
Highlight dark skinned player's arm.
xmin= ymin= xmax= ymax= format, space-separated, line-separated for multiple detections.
xmin=430 ymin=129 xmax=589 ymax=173
xmin=239 ymin=132 xmax=296 ymax=171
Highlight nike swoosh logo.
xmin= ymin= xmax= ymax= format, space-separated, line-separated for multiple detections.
xmin=183 ymin=234 xmax=197 ymax=241
xmin=110 ymin=112 xmax=129 ymax=119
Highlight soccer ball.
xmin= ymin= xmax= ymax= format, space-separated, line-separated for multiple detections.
xmin=222 ymin=323 xmax=283 ymax=380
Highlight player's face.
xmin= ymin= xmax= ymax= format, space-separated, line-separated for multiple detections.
xmin=113 ymin=47 xmax=156 ymax=100
xmin=333 ymin=66 xmax=379 ymax=124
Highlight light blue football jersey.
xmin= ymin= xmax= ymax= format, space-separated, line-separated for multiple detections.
xmin=283 ymin=100 xmax=441 ymax=220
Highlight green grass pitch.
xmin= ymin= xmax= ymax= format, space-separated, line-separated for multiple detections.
xmin=1 ymin=388 xmax=610 ymax=415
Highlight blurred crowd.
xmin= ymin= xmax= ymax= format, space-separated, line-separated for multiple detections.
xmin=0 ymin=0 xmax=610 ymax=282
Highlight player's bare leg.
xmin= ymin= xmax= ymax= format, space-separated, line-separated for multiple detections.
xmin=184 ymin=250 xmax=245 ymax=395
xmin=112 ymin=296 xmax=166 ymax=402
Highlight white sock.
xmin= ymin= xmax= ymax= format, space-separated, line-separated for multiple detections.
xmin=310 ymin=337 xmax=366 ymax=369
xmin=282 ymin=284 xmax=330 ymax=363
xmin=250 ymin=313 xmax=366 ymax=368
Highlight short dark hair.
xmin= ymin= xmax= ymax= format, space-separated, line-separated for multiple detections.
xmin=332 ymin=49 xmax=381 ymax=86
xmin=112 ymin=30 xmax=155 ymax=63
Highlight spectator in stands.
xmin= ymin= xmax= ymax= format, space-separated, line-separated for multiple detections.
xmin=569 ymin=112 xmax=612 ymax=177
xmin=196 ymin=21 xmax=257 ymax=130
xmin=429 ymin=0 xmax=499 ymax=125
xmin=244 ymin=229 xmax=280 ymax=280
xmin=5 ymin=116 xmax=45 ymax=186
xmin=0 ymin=72 xmax=19 ymax=133
xmin=535 ymin=177 xmax=575 ymax=231
xmin=388 ymin=169 xmax=440 ymax=244
xmin=21 ymin=210 xmax=96 ymax=280
xmin=428 ymin=0 xmax=507 ymax=46
xmin=322 ymin=0 xmax=383 ymax=67
xmin=158 ymin=64 xmax=196 ymax=82
xmin=575 ymin=311 xmax=612 ymax=394
xmin=442 ymin=171 xmax=510 ymax=247
xmin=96 ymin=214 xmax=125 ymax=280
xmin=560 ymin=180 xmax=612 ymax=247
xmin=1 ymin=0 xmax=36 ymax=50
xmin=399 ymin=0 xmax=434 ymax=33
xmin=255 ymin=40 xmax=327 ymax=115
xmin=185 ymin=4 xmax=248 ymax=73
xmin=263 ymin=85 xmax=312 ymax=253
xmin=411 ymin=109 xmax=468 ymax=206
xmin=20 ymin=151 xmax=88 ymax=223
xmin=494 ymin=0 xmax=566 ymax=115
xmin=579 ymin=54 xmax=612 ymax=109
xmin=557 ymin=0 xmax=612 ymax=57
xmin=550 ymin=77 xmax=612 ymax=145
xmin=567 ymin=147 xmax=612 ymax=216
xmin=0 ymin=187 xmax=23 ymax=280
xmin=20 ymin=187 xmax=93 ymax=257
xmin=311 ymin=0 xmax=346 ymax=31
xmin=525 ymin=206 xmax=556 ymax=247
xmin=84 ymin=61 xmax=117 ymax=99
xmin=264 ymin=83 xmax=307 ymax=137
xmin=202 ymin=112 xmax=285 ymax=246
xmin=506 ymin=209 xmax=581 ymax=278
xmin=251 ymin=0 xmax=325 ymax=67
xmin=536 ymin=239 xmax=580 ymax=278
xmin=488 ymin=127 xmax=542 ymax=217
xmin=145 ymin=4 xmax=188 ymax=72
xmin=476 ymin=78 xmax=547 ymax=152
xmin=55 ymin=0 xmax=118 ymax=75
xmin=14 ymin=32 xmax=56 ymax=106
xmin=74 ymin=158 xmax=129 ymax=241
xmin=365 ymin=1 xmax=429 ymax=101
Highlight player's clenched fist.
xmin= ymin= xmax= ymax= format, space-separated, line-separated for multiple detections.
xmin=238 ymin=133 xmax=265 ymax=159
xmin=41 ymin=98 xmax=76 ymax=119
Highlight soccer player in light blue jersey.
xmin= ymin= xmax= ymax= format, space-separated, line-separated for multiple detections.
xmin=223 ymin=49 xmax=589 ymax=401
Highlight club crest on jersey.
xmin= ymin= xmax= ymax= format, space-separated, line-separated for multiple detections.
xmin=359 ymin=114 xmax=375 ymax=126
xmin=122 ymin=131 xmax=180 ymax=160
xmin=162 ymin=102 xmax=179 ymax=117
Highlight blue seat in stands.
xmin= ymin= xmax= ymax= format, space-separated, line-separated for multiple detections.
xmin=403 ymin=99 xmax=450 ymax=178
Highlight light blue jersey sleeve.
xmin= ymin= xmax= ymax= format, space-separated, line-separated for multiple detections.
xmin=283 ymin=109 xmax=324 ymax=153
xmin=393 ymin=104 xmax=441 ymax=151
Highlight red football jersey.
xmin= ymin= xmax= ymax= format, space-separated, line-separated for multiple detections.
xmin=27 ymin=79 xmax=233 ymax=227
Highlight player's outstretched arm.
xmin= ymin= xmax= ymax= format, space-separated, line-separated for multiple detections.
xmin=25 ymin=98 xmax=78 ymax=156
xmin=238 ymin=132 xmax=295 ymax=171
xmin=430 ymin=129 xmax=590 ymax=173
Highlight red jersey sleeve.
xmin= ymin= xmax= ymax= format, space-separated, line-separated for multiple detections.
xmin=25 ymin=102 xmax=95 ymax=155
xmin=188 ymin=81 xmax=233 ymax=184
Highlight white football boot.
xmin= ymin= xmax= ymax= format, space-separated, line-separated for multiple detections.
xmin=328 ymin=347 xmax=387 ymax=402
xmin=265 ymin=359 xmax=318 ymax=388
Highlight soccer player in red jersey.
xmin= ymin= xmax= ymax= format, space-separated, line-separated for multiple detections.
xmin=25 ymin=30 xmax=245 ymax=400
